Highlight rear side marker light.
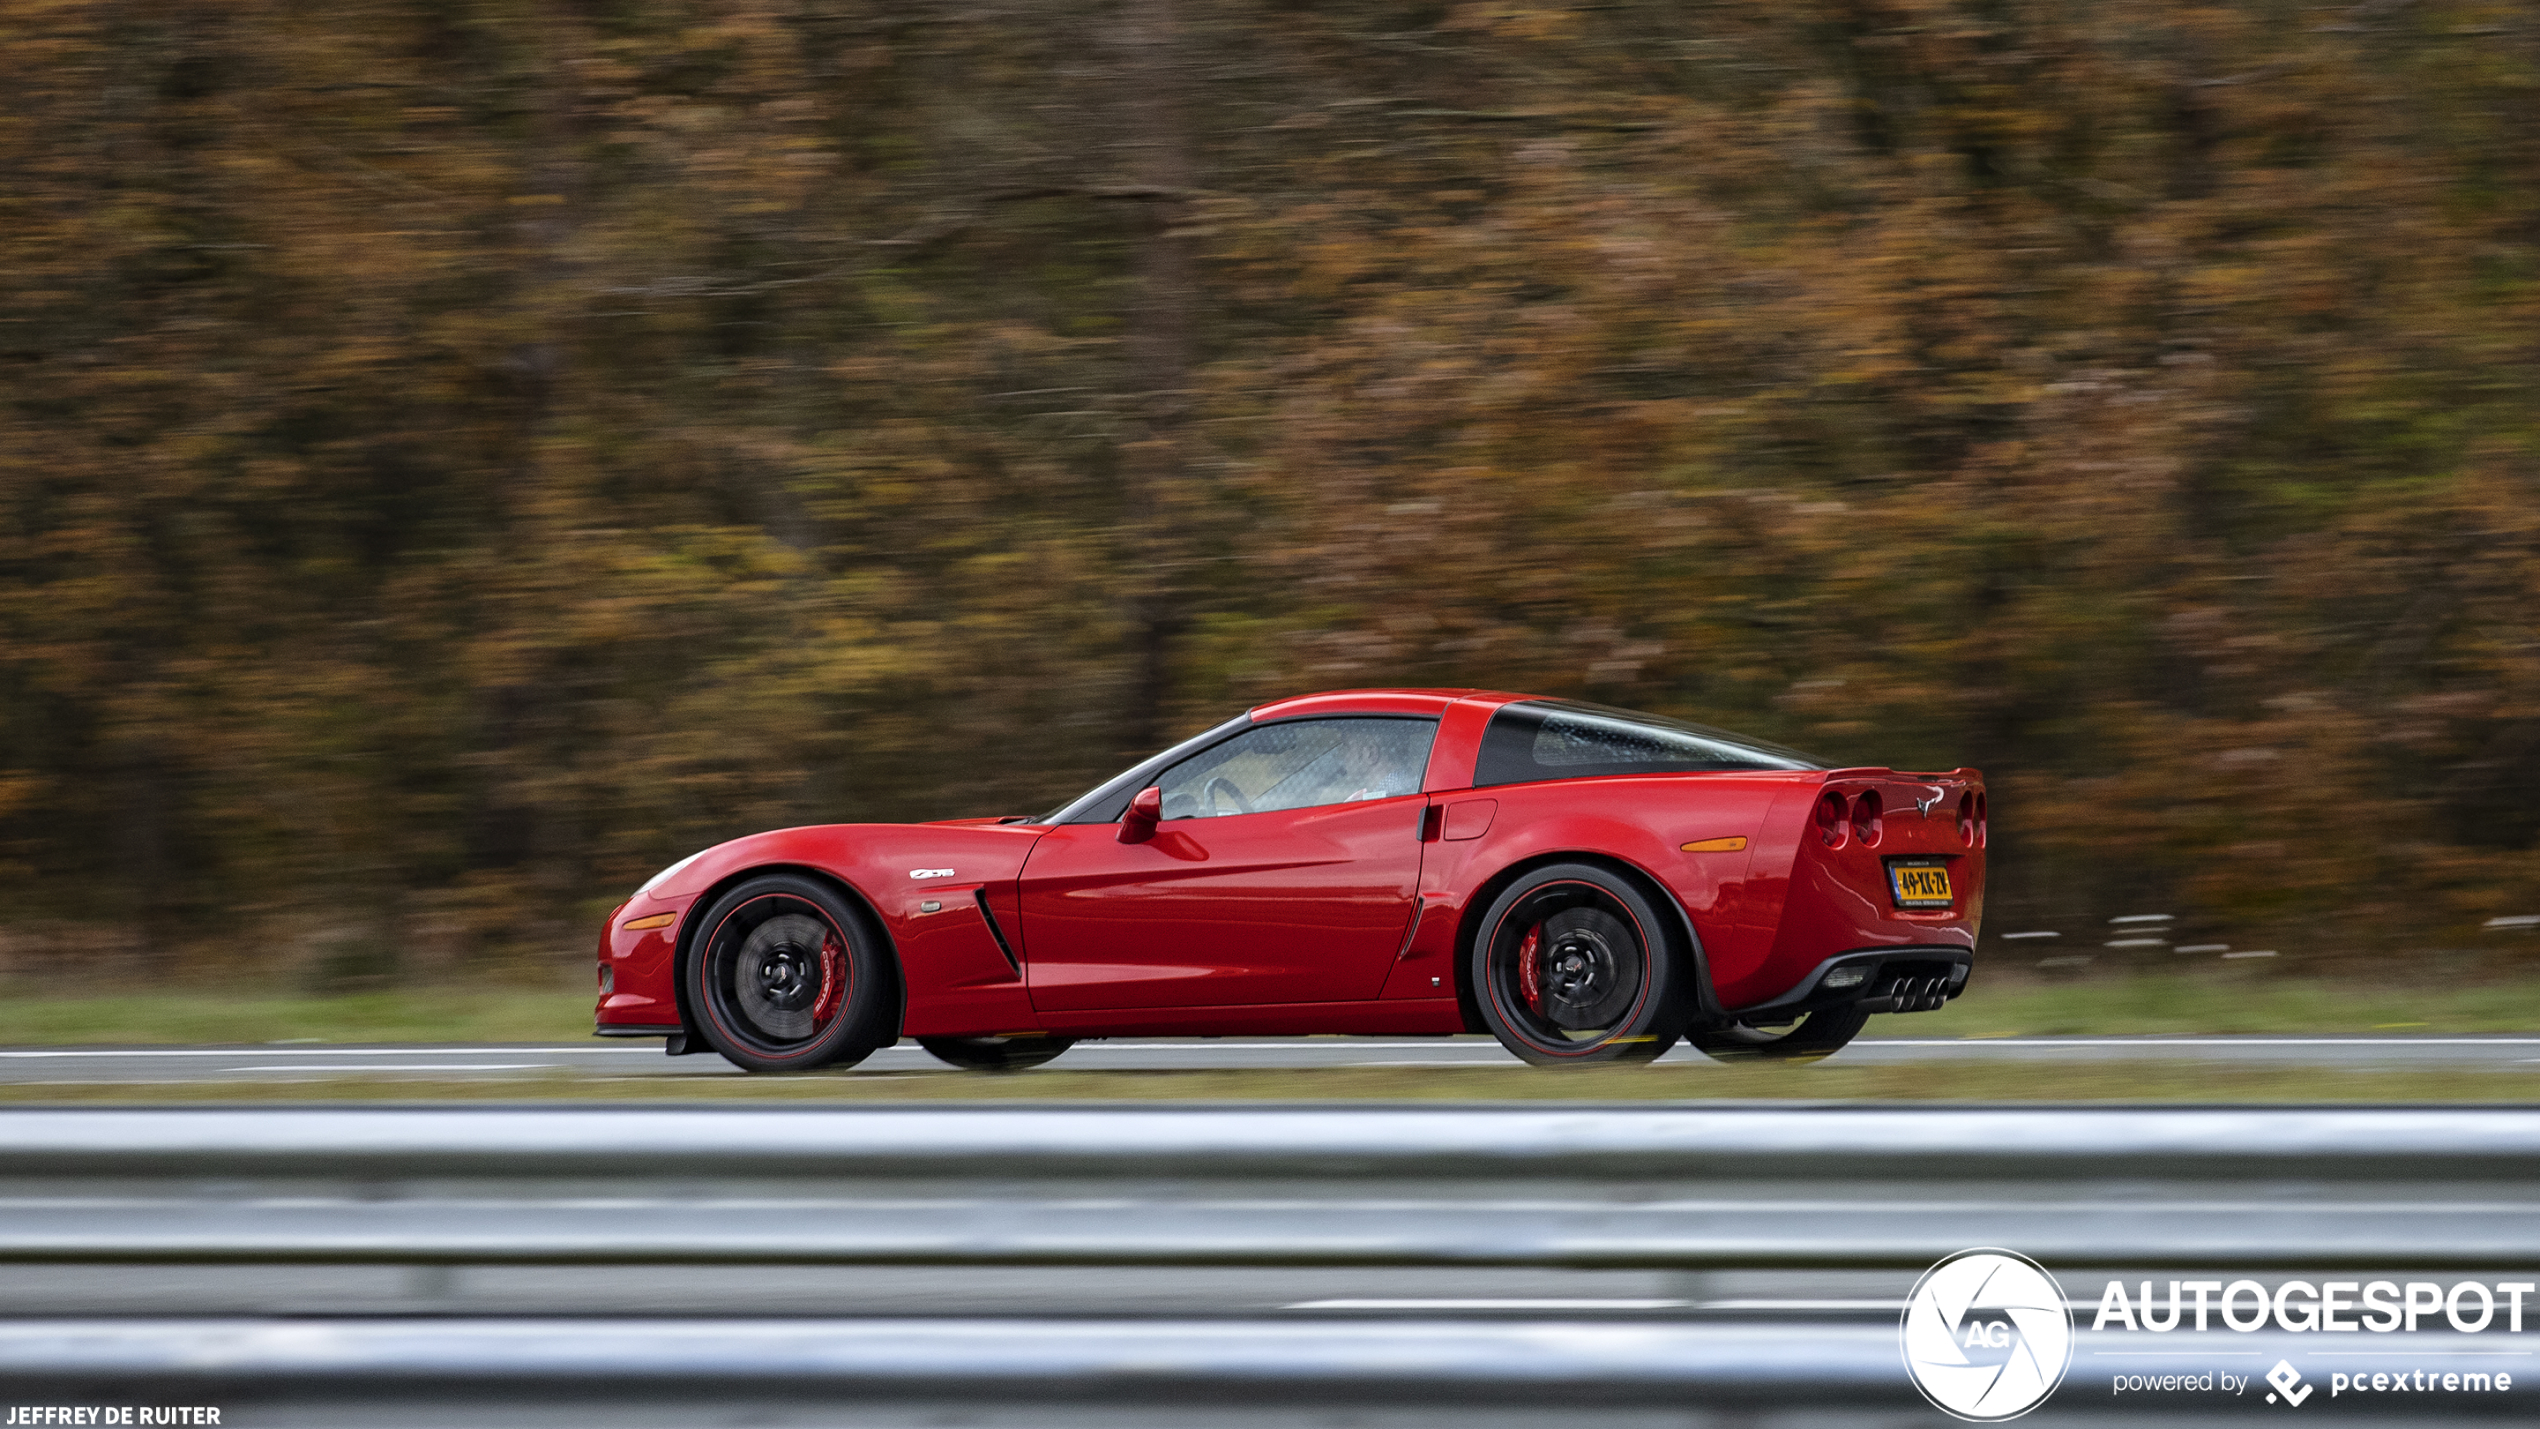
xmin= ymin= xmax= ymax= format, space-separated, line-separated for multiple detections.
xmin=1814 ymin=791 xmax=1847 ymax=847
xmin=1681 ymin=836 xmax=1748 ymax=853
xmin=621 ymin=912 xmax=676 ymax=931
xmin=1822 ymin=966 xmax=1869 ymax=990
xmin=1853 ymin=790 xmax=1883 ymax=848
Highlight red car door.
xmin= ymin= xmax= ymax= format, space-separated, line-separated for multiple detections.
xmin=1017 ymin=717 xmax=1434 ymax=1011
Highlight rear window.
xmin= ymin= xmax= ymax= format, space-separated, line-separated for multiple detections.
xmin=1473 ymin=700 xmax=1823 ymax=787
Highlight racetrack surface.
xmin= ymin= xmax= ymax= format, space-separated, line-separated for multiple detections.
xmin=7 ymin=1032 xmax=2540 ymax=1084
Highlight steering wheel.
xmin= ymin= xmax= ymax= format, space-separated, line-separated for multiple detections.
xmin=1201 ymin=776 xmax=1255 ymax=817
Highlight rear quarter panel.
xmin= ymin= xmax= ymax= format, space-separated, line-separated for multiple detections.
xmin=1386 ymin=771 xmax=1813 ymax=1007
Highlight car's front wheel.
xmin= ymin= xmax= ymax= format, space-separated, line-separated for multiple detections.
xmin=685 ymin=874 xmax=897 ymax=1073
xmin=918 ymin=1035 xmax=1075 ymax=1072
xmin=1470 ymin=863 xmax=1693 ymax=1066
xmin=1685 ymin=1006 xmax=1868 ymax=1063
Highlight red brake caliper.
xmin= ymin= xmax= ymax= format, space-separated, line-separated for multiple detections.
xmin=1515 ymin=925 xmax=1543 ymax=1011
xmin=811 ymin=934 xmax=846 ymax=1026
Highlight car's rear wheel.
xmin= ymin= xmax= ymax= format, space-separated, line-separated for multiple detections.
xmin=1470 ymin=863 xmax=1692 ymax=1066
xmin=918 ymin=1035 xmax=1075 ymax=1072
xmin=1685 ymin=1005 xmax=1869 ymax=1063
xmin=685 ymin=874 xmax=897 ymax=1073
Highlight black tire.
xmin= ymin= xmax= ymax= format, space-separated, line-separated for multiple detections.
xmin=1470 ymin=862 xmax=1693 ymax=1066
xmin=684 ymin=873 xmax=897 ymax=1073
xmin=1685 ymin=1005 xmax=1869 ymax=1063
xmin=918 ymin=1034 xmax=1076 ymax=1072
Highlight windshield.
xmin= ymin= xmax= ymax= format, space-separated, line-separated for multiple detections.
xmin=1036 ymin=711 xmax=1254 ymax=824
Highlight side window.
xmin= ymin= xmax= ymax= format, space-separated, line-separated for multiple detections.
xmin=1473 ymin=701 xmax=1818 ymax=787
xmin=1153 ymin=718 xmax=1437 ymax=820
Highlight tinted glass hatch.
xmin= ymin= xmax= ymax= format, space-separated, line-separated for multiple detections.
xmin=1473 ymin=700 xmax=1822 ymax=787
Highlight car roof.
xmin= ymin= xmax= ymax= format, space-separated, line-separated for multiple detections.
xmin=1245 ymin=688 xmax=1532 ymax=722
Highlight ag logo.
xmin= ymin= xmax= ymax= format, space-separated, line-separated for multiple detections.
xmin=1901 ymin=1248 xmax=2074 ymax=1421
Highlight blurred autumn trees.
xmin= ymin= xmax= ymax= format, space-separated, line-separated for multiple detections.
xmin=3 ymin=0 xmax=2537 ymax=983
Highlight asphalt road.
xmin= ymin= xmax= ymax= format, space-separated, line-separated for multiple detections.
xmin=5 ymin=1033 xmax=2540 ymax=1083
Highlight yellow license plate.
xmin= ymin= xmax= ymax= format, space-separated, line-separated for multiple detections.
xmin=1889 ymin=864 xmax=1953 ymax=907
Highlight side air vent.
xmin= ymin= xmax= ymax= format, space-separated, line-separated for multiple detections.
xmin=974 ymin=889 xmax=1021 ymax=974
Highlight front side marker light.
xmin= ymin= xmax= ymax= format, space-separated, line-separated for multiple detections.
xmin=1681 ymin=836 xmax=1748 ymax=853
xmin=1823 ymin=966 xmax=1869 ymax=990
xmin=621 ymin=912 xmax=676 ymax=931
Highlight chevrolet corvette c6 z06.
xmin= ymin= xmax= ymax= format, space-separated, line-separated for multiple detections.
xmin=594 ymin=689 xmax=1985 ymax=1070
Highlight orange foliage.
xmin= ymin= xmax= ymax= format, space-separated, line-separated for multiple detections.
xmin=1 ymin=0 xmax=2535 ymax=979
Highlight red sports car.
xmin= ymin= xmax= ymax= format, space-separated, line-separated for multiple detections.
xmin=594 ymin=689 xmax=1985 ymax=1070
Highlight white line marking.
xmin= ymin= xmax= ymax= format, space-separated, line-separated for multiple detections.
xmin=2092 ymin=1351 xmax=2266 ymax=1357
xmin=1700 ymin=1299 xmax=1898 ymax=1310
xmin=221 ymin=1063 xmax=558 ymax=1073
xmin=1855 ymin=1038 xmax=2540 ymax=1047
xmin=1050 ymin=1042 xmax=1494 ymax=1052
xmin=2301 ymin=1351 xmax=2533 ymax=1358
xmin=1285 ymin=1299 xmax=1687 ymax=1311
xmin=0 ymin=1047 xmax=645 ymax=1059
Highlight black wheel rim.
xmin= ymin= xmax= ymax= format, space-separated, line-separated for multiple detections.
xmin=1485 ymin=883 xmax=1649 ymax=1050
xmin=702 ymin=896 xmax=849 ymax=1054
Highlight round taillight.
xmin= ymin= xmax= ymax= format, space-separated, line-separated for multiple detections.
xmin=1853 ymin=789 xmax=1883 ymax=848
xmin=1814 ymin=790 xmax=1847 ymax=847
xmin=1975 ymin=792 xmax=1989 ymax=848
xmin=1957 ymin=791 xmax=1976 ymax=847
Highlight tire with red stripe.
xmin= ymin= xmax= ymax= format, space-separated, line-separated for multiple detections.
xmin=1469 ymin=862 xmax=1692 ymax=1066
xmin=684 ymin=873 xmax=896 ymax=1073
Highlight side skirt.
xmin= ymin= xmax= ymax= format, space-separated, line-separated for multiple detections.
xmin=1027 ymin=998 xmax=1469 ymax=1039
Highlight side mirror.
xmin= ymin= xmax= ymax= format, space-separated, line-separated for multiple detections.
xmin=1118 ymin=785 xmax=1163 ymax=844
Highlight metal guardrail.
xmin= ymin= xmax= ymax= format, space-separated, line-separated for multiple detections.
xmin=7 ymin=1103 xmax=2540 ymax=1177
xmin=6 ymin=1188 xmax=2540 ymax=1271
xmin=0 ymin=1319 xmax=1906 ymax=1397
xmin=1 ymin=1320 xmax=2533 ymax=1418
xmin=5 ymin=1107 xmax=2539 ymax=1420
xmin=2 ymin=1106 xmax=2537 ymax=1271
